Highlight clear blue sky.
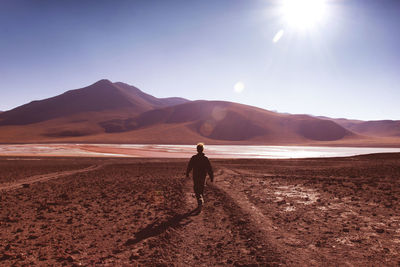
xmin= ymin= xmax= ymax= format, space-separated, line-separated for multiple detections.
xmin=1 ymin=0 xmax=399 ymax=120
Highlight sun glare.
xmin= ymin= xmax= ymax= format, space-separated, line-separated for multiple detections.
xmin=281 ymin=0 xmax=327 ymax=30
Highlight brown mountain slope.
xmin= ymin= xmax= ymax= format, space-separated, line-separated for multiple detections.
xmin=98 ymin=101 xmax=353 ymax=142
xmin=0 ymin=80 xmax=188 ymax=126
xmin=348 ymin=120 xmax=400 ymax=137
xmin=5 ymin=79 xmax=396 ymax=145
xmin=319 ymin=117 xmax=400 ymax=137
xmin=113 ymin=82 xmax=188 ymax=107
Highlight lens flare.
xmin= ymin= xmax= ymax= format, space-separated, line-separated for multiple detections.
xmin=234 ymin=81 xmax=245 ymax=93
xmin=273 ymin=29 xmax=284 ymax=43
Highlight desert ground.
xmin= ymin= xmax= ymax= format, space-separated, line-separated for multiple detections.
xmin=1 ymin=154 xmax=399 ymax=266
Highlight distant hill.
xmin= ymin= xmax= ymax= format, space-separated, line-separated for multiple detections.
xmin=319 ymin=117 xmax=400 ymax=138
xmin=0 ymin=80 xmax=188 ymax=126
xmin=0 ymin=79 xmax=399 ymax=146
xmin=102 ymin=100 xmax=351 ymax=142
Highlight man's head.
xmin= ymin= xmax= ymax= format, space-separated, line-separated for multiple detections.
xmin=196 ymin=143 xmax=204 ymax=153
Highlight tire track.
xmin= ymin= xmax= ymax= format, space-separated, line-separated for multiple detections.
xmin=209 ymin=183 xmax=283 ymax=265
xmin=0 ymin=164 xmax=104 ymax=191
xmin=215 ymin=167 xmax=319 ymax=265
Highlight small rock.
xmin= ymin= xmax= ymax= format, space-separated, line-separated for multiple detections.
xmin=36 ymin=215 xmax=45 ymax=220
xmin=237 ymin=219 xmax=247 ymax=225
xmin=375 ymin=228 xmax=384 ymax=234
xmin=56 ymin=256 xmax=66 ymax=262
xmin=0 ymin=253 xmax=13 ymax=261
xmin=22 ymin=184 xmax=30 ymax=188
xmin=277 ymin=200 xmax=286 ymax=206
xmin=28 ymin=235 xmax=38 ymax=240
xmin=112 ymin=249 xmax=122 ymax=254
xmin=129 ymin=254 xmax=139 ymax=261
xmin=124 ymin=238 xmax=137 ymax=246
xmin=2 ymin=216 xmax=17 ymax=223
xmin=59 ymin=193 xmax=69 ymax=200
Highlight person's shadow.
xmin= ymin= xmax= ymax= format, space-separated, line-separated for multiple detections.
xmin=125 ymin=207 xmax=201 ymax=246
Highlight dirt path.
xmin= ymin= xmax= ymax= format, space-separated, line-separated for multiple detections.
xmin=172 ymin=175 xmax=282 ymax=266
xmin=215 ymin=167 xmax=311 ymax=265
xmin=0 ymin=164 xmax=103 ymax=191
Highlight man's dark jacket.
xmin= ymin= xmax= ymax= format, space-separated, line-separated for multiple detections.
xmin=186 ymin=152 xmax=214 ymax=182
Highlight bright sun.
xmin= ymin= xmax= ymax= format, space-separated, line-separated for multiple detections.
xmin=281 ymin=0 xmax=327 ymax=30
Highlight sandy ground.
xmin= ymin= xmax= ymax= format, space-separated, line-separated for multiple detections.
xmin=0 ymin=154 xmax=399 ymax=266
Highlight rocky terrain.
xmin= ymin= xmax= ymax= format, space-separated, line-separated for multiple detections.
xmin=1 ymin=154 xmax=399 ymax=265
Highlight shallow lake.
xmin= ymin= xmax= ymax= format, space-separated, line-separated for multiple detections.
xmin=1 ymin=144 xmax=400 ymax=158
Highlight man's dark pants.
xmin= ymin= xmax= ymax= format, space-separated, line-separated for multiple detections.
xmin=193 ymin=176 xmax=206 ymax=203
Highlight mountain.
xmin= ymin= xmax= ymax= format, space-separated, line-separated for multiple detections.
xmin=101 ymin=100 xmax=352 ymax=142
xmin=113 ymin=82 xmax=188 ymax=108
xmin=0 ymin=79 xmax=188 ymax=126
xmin=319 ymin=117 xmax=400 ymax=138
xmin=0 ymin=79 xmax=398 ymax=146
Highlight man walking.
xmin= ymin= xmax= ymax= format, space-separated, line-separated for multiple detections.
xmin=186 ymin=143 xmax=214 ymax=208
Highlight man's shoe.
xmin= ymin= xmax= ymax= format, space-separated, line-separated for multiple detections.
xmin=197 ymin=197 xmax=203 ymax=207
xmin=199 ymin=195 xmax=204 ymax=205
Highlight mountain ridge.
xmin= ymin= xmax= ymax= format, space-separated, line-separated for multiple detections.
xmin=318 ymin=116 xmax=400 ymax=138
xmin=0 ymin=79 xmax=399 ymax=146
xmin=0 ymin=80 xmax=189 ymax=126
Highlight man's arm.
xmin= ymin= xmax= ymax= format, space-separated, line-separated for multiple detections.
xmin=186 ymin=157 xmax=193 ymax=178
xmin=207 ymin=158 xmax=214 ymax=182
